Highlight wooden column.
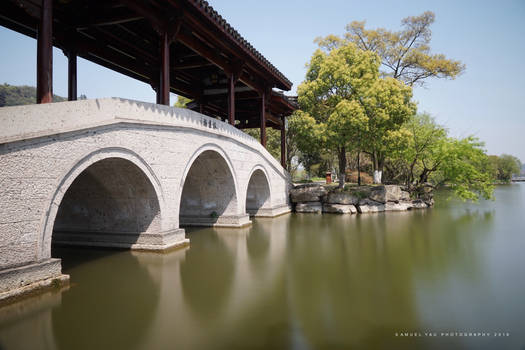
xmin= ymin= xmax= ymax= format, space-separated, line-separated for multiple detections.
xmin=37 ymin=0 xmax=53 ymax=104
xmin=260 ymin=92 xmax=267 ymax=147
xmin=67 ymin=49 xmax=77 ymax=101
xmin=281 ymin=116 xmax=286 ymax=169
xmin=228 ymin=74 xmax=235 ymax=125
xmin=158 ymin=31 xmax=170 ymax=105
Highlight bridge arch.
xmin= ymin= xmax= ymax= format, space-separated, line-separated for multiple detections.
xmin=40 ymin=147 xmax=166 ymax=259
xmin=245 ymin=165 xmax=273 ymax=216
xmin=178 ymin=143 xmax=247 ymax=227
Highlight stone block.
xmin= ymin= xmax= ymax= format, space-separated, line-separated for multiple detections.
xmin=325 ymin=191 xmax=359 ymax=205
xmin=357 ymin=199 xmax=385 ymax=213
xmin=290 ymin=184 xmax=327 ymax=203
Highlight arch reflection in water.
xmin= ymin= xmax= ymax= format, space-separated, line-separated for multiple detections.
xmin=51 ymin=248 xmax=160 ymax=350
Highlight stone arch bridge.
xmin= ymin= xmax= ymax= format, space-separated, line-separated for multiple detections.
xmin=0 ymin=98 xmax=291 ymax=301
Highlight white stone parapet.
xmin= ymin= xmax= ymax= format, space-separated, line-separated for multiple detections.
xmin=0 ymin=98 xmax=292 ymax=303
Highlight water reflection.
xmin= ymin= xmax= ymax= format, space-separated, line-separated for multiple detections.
xmin=1 ymin=186 xmax=524 ymax=350
xmin=51 ymin=248 xmax=160 ymax=350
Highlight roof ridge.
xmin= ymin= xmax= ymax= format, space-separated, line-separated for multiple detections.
xmin=188 ymin=0 xmax=292 ymax=88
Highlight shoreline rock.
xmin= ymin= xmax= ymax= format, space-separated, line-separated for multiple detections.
xmin=290 ymin=183 xmax=432 ymax=215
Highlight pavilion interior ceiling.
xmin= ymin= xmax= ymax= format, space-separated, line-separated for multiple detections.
xmin=0 ymin=0 xmax=296 ymax=129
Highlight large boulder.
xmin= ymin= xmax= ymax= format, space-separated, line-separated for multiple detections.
xmin=290 ymin=184 xmax=327 ymax=203
xmin=323 ymin=203 xmax=357 ymax=214
xmin=385 ymin=185 xmax=411 ymax=202
xmin=325 ymin=191 xmax=359 ymax=205
xmin=368 ymin=186 xmax=386 ymax=203
xmin=367 ymin=185 xmax=409 ymax=203
xmin=295 ymin=202 xmax=323 ymax=213
xmin=357 ymin=198 xmax=385 ymax=213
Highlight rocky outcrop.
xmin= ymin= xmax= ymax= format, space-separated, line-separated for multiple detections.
xmin=325 ymin=191 xmax=359 ymax=205
xmin=323 ymin=203 xmax=357 ymax=214
xmin=290 ymin=183 xmax=432 ymax=215
xmin=290 ymin=184 xmax=327 ymax=203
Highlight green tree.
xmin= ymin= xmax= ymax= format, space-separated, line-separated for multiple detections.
xmin=174 ymin=95 xmax=191 ymax=108
xmin=316 ymin=11 xmax=465 ymax=87
xmin=244 ymin=128 xmax=281 ymax=162
xmin=390 ymin=114 xmax=494 ymax=201
xmin=297 ymin=43 xmax=415 ymax=186
xmin=489 ymin=154 xmax=521 ymax=182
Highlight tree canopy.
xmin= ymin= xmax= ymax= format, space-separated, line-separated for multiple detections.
xmin=315 ymin=11 xmax=465 ymax=86
xmin=488 ymin=154 xmax=522 ymax=182
xmin=295 ymin=42 xmax=415 ymax=187
xmin=387 ymin=114 xmax=494 ymax=201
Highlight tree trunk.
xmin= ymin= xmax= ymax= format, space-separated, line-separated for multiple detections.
xmin=338 ymin=147 xmax=346 ymax=189
xmin=372 ymin=152 xmax=383 ymax=184
xmin=357 ymin=151 xmax=361 ymax=186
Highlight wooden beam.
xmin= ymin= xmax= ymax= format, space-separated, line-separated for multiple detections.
xmin=176 ymin=5 xmax=291 ymax=90
xmin=119 ymin=0 xmax=165 ymax=33
xmin=260 ymin=92 xmax=266 ymax=147
xmin=228 ymin=73 xmax=235 ymax=125
xmin=281 ymin=116 xmax=286 ymax=169
xmin=266 ymin=111 xmax=283 ymax=126
xmin=177 ymin=31 xmax=231 ymax=74
xmin=37 ymin=0 xmax=53 ymax=104
xmin=159 ymin=30 xmax=170 ymax=105
xmin=67 ymin=49 xmax=77 ymax=101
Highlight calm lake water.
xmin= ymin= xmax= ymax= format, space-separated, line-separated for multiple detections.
xmin=1 ymin=184 xmax=524 ymax=350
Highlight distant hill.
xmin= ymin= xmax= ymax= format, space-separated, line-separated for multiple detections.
xmin=0 ymin=83 xmax=66 ymax=107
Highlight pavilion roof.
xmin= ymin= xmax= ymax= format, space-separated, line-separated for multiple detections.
xmin=0 ymin=0 xmax=296 ymax=128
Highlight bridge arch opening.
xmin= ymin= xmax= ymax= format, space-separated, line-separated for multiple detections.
xmin=246 ymin=169 xmax=271 ymax=216
xmin=51 ymin=157 xmax=162 ymax=250
xmin=179 ymin=149 xmax=246 ymax=227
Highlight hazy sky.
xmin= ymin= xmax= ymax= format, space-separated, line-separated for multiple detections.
xmin=1 ymin=0 xmax=524 ymax=161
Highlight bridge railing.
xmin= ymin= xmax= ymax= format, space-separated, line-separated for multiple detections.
xmin=0 ymin=98 xmax=289 ymax=179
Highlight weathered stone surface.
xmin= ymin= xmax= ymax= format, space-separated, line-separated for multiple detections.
xmin=400 ymin=190 xmax=411 ymax=201
xmin=323 ymin=203 xmax=357 ymax=214
xmin=295 ymin=202 xmax=323 ymax=213
xmin=0 ymin=98 xmax=292 ymax=300
xmin=357 ymin=199 xmax=385 ymax=213
xmin=290 ymin=184 xmax=327 ymax=203
xmin=325 ymin=191 xmax=359 ymax=205
xmin=385 ymin=201 xmax=413 ymax=211
xmin=366 ymin=185 xmax=409 ymax=203
xmin=410 ymin=199 xmax=428 ymax=209
xmin=369 ymin=186 xmax=387 ymax=203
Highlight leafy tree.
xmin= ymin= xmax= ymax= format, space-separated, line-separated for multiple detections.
xmin=0 ymin=83 xmax=65 ymax=106
xmin=174 ymin=95 xmax=191 ymax=108
xmin=389 ymin=114 xmax=494 ymax=201
xmin=488 ymin=154 xmax=521 ymax=182
xmin=287 ymin=111 xmax=324 ymax=178
xmin=316 ymin=11 xmax=465 ymax=86
xmin=297 ymin=43 xmax=415 ymax=186
xmin=244 ymin=127 xmax=281 ymax=162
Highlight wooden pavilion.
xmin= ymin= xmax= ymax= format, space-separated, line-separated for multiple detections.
xmin=0 ymin=0 xmax=297 ymax=168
